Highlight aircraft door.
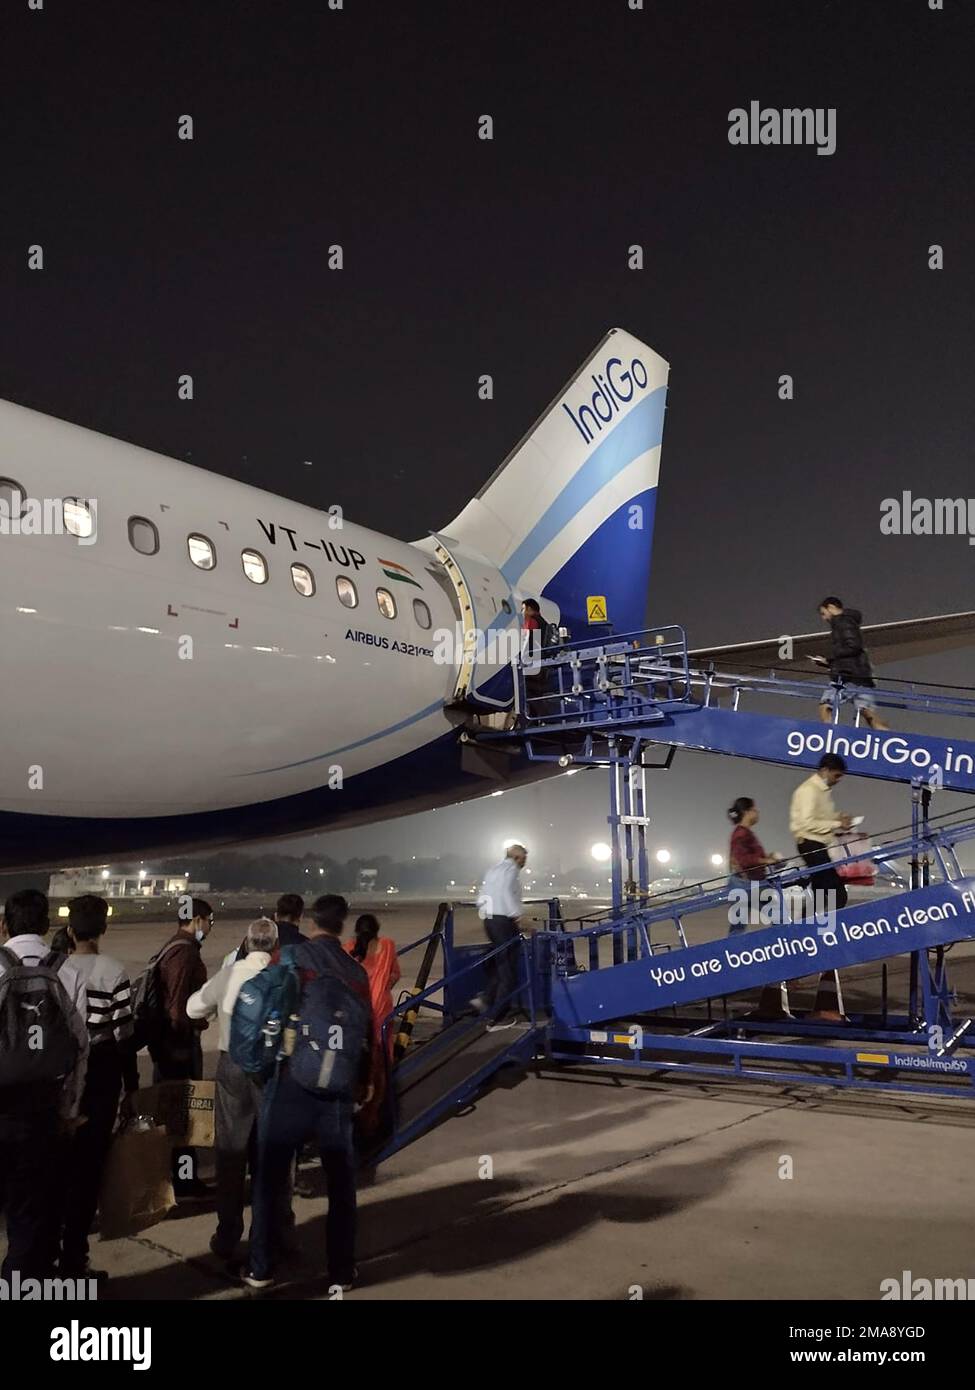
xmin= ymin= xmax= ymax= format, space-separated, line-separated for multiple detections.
xmin=430 ymin=532 xmax=520 ymax=709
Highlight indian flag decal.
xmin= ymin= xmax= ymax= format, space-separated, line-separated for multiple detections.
xmin=379 ymin=558 xmax=422 ymax=589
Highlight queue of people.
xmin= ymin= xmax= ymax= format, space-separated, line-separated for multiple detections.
xmin=0 ymin=614 xmax=882 ymax=1292
xmin=0 ymin=887 xmax=401 ymax=1292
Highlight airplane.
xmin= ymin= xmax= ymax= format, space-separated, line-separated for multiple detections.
xmin=1 ymin=327 xmax=973 ymax=871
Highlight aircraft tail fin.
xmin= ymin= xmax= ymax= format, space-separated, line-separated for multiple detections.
xmin=438 ymin=327 xmax=669 ymax=636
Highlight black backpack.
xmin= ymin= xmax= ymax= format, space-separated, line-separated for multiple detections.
xmin=285 ymin=946 xmax=371 ymax=1100
xmin=0 ymin=946 xmax=82 ymax=1094
xmin=131 ymin=939 xmax=186 ymax=1052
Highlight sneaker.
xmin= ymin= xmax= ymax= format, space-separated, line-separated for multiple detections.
xmin=242 ymin=1270 xmax=274 ymax=1290
xmin=486 ymin=1018 xmax=518 ymax=1032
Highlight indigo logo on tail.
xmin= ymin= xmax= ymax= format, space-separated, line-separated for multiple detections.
xmin=562 ymin=356 xmax=649 ymax=445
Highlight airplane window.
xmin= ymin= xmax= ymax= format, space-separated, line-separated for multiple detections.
xmin=128 ymin=516 xmax=159 ymax=556
xmin=242 ymin=549 xmax=268 ymax=584
xmin=413 ymin=598 xmax=432 ymax=629
xmin=291 ymin=563 xmax=315 ymax=597
xmin=0 ymin=478 xmax=24 ymax=527
xmin=64 ymin=498 xmax=94 ymax=539
xmin=501 ymin=598 xmax=512 ymax=615
xmin=377 ymin=587 xmax=397 ymax=620
xmin=188 ymin=533 xmax=216 ymax=570
xmin=336 ymin=576 xmax=358 ymax=608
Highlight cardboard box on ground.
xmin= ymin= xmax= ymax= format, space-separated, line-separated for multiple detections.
xmin=136 ymin=1079 xmax=216 ymax=1148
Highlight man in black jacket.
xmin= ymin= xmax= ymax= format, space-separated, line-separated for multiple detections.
xmin=812 ymin=598 xmax=889 ymax=730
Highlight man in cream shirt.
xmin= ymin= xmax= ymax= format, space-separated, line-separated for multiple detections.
xmin=789 ymin=753 xmax=852 ymax=911
xmin=187 ymin=916 xmax=279 ymax=1264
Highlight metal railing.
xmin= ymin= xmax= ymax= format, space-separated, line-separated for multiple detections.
xmin=513 ymin=625 xmax=691 ymax=730
xmin=534 ymin=809 xmax=975 ymax=973
xmin=693 ymin=663 xmax=975 ymax=725
xmin=492 ymin=628 xmax=975 ymax=737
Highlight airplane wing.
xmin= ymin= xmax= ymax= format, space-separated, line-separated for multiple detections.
xmin=689 ymin=610 xmax=975 ymax=674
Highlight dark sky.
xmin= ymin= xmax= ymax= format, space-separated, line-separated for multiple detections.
xmin=4 ymin=0 xmax=973 ymax=874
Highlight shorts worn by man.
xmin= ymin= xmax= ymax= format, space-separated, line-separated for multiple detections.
xmin=814 ymin=598 xmax=888 ymax=730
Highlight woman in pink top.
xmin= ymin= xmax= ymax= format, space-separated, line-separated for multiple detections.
xmin=344 ymin=914 xmax=401 ymax=1133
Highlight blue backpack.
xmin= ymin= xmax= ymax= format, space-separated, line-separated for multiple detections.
xmin=229 ymin=949 xmax=300 ymax=1079
xmin=287 ymin=962 xmax=372 ymax=1101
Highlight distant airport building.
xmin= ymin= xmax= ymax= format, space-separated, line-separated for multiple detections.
xmin=48 ymin=868 xmax=211 ymax=899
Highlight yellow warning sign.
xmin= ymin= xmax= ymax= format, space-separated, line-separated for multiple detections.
xmin=855 ymin=1053 xmax=890 ymax=1065
xmin=587 ymin=595 xmax=608 ymax=624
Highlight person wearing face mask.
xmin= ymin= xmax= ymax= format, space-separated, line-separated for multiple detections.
xmin=149 ymin=897 xmax=213 ymax=1197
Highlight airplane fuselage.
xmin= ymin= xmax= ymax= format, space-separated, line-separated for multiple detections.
xmin=0 ymin=404 xmax=529 ymax=868
xmin=1 ymin=328 xmax=673 ymax=870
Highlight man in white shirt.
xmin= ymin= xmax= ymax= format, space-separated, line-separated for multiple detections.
xmin=475 ymin=844 xmax=529 ymax=1029
xmin=789 ymin=753 xmax=852 ymax=911
xmin=0 ymin=889 xmax=89 ymax=1279
xmin=186 ymin=916 xmax=288 ymax=1265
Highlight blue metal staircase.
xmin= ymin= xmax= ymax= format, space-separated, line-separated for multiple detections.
xmin=469 ymin=625 xmax=975 ymax=793
xmin=372 ymin=630 xmax=975 ymax=1160
xmin=371 ymin=910 xmax=542 ymax=1162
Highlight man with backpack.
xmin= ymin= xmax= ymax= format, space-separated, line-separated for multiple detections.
xmin=0 ymin=889 xmax=89 ymax=1279
xmin=138 ymin=898 xmax=213 ymax=1196
xmin=244 ymin=894 xmax=373 ymax=1291
xmin=187 ymin=916 xmax=293 ymax=1267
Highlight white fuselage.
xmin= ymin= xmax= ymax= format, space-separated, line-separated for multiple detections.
xmin=0 ymin=400 xmax=525 ymax=867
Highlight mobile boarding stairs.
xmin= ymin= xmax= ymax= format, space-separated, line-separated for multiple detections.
xmin=373 ymin=628 xmax=975 ymax=1162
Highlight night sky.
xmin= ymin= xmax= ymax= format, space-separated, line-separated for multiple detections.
xmin=4 ymin=0 xmax=973 ymax=874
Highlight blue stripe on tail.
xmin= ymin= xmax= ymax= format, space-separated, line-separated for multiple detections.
xmin=539 ymin=487 xmax=658 ymax=636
